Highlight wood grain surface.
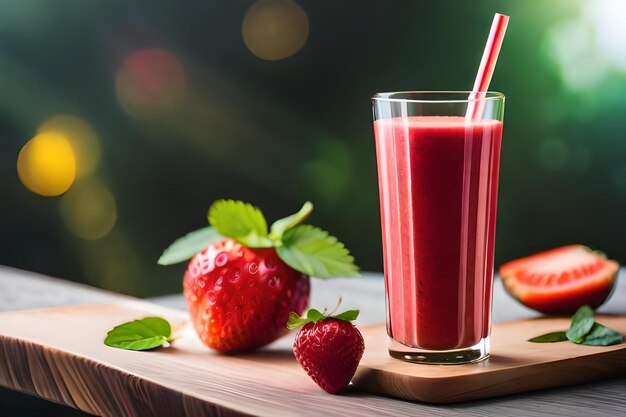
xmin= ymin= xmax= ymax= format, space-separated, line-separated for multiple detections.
xmin=0 ymin=300 xmax=389 ymax=417
xmin=0 ymin=300 xmax=624 ymax=417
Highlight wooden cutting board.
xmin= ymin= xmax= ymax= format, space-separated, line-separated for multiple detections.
xmin=353 ymin=315 xmax=626 ymax=403
xmin=0 ymin=301 xmax=624 ymax=417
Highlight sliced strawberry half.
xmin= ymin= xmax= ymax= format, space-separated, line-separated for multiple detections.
xmin=499 ymin=245 xmax=619 ymax=314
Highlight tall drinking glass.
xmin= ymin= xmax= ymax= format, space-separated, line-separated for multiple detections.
xmin=372 ymin=91 xmax=505 ymax=364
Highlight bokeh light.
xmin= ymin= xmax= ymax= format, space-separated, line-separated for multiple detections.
xmin=17 ymin=132 xmax=76 ymax=197
xmin=543 ymin=20 xmax=608 ymax=93
xmin=115 ymin=48 xmax=186 ymax=117
xmin=297 ymin=136 xmax=353 ymax=207
xmin=537 ymin=138 xmax=569 ymax=171
xmin=38 ymin=115 xmax=101 ymax=178
xmin=59 ymin=178 xmax=117 ymax=240
xmin=543 ymin=0 xmax=626 ymax=93
xmin=242 ymin=0 xmax=309 ymax=60
xmin=583 ymin=0 xmax=626 ymax=70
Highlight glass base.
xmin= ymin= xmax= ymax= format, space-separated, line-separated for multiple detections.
xmin=388 ymin=336 xmax=490 ymax=365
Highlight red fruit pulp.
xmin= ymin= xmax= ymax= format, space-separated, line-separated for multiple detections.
xmin=293 ymin=319 xmax=365 ymax=394
xmin=374 ymin=116 xmax=503 ymax=350
xmin=499 ymin=245 xmax=619 ymax=314
xmin=184 ymin=239 xmax=310 ymax=352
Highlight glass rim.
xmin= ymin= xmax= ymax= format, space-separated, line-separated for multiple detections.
xmin=372 ymin=91 xmax=505 ymax=104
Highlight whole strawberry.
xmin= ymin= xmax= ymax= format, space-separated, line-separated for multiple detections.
xmin=183 ymin=239 xmax=310 ymax=351
xmin=288 ymin=308 xmax=365 ymax=394
xmin=159 ymin=200 xmax=359 ymax=353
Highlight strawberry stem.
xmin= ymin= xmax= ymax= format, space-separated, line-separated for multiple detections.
xmin=327 ymin=297 xmax=343 ymax=316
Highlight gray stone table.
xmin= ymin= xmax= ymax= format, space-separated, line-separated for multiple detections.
xmin=1 ymin=265 xmax=625 ymax=416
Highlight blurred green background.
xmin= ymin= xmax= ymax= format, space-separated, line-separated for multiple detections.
xmin=2 ymin=0 xmax=626 ymax=297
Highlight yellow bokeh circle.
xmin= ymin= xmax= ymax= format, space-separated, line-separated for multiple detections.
xmin=17 ymin=132 xmax=76 ymax=197
xmin=59 ymin=178 xmax=117 ymax=240
xmin=38 ymin=115 xmax=101 ymax=178
xmin=242 ymin=0 xmax=309 ymax=61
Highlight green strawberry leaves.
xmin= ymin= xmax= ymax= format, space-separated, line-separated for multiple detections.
xmin=157 ymin=227 xmax=223 ymax=265
xmin=529 ymin=305 xmax=624 ymax=346
xmin=209 ymin=200 xmax=273 ymax=248
xmin=288 ymin=309 xmax=325 ymax=329
xmin=287 ymin=308 xmax=360 ymax=330
xmin=104 ymin=317 xmax=173 ymax=351
xmin=158 ymin=199 xmax=359 ymax=278
xmin=276 ymin=225 xmax=359 ymax=278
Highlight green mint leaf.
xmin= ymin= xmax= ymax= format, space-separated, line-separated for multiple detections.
xmin=208 ymin=200 xmax=273 ymax=248
xmin=269 ymin=201 xmax=313 ymax=241
xmin=580 ymin=322 xmax=624 ymax=346
xmin=276 ymin=225 xmax=359 ymax=278
xmin=333 ymin=310 xmax=360 ymax=321
xmin=528 ymin=307 xmax=624 ymax=346
xmin=566 ymin=305 xmax=595 ymax=342
xmin=157 ymin=227 xmax=223 ymax=265
xmin=528 ymin=331 xmax=568 ymax=343
xmin=104 ymin=317 xmax=172 ymax=351
xmin=286 ymin=308 xmax=360 ymax=330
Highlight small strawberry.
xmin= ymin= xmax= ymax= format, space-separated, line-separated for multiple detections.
xmin=288 ymin=308 xmax=365 ymax=394
xmin=159 ymin=200 xmax=359 ymax=353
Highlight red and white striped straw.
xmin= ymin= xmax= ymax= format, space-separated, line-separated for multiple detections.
xmin=465 ymin=13 xmax=509 ymax=121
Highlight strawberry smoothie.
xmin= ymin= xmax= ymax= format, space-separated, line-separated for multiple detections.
xmin=374 ymin=116 xmax=503 ymax=351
